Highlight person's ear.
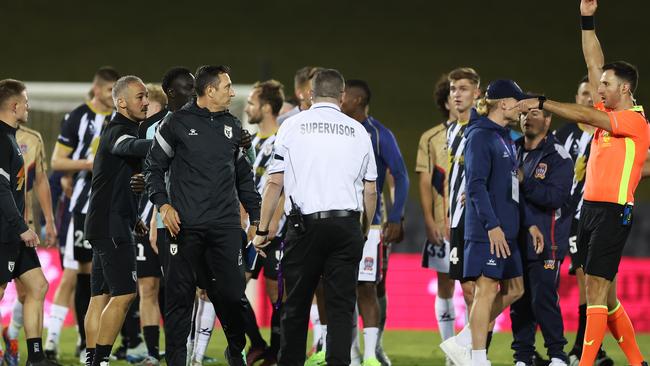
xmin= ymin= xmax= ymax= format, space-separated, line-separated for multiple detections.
xmin=118 ymin=97 xmax=127 ymax=110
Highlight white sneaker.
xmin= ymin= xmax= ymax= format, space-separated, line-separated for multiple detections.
xmin=549 ymin=358 xmax=568 ymax=366
xmin=515 ymin=362 xmax=527 ymax=366
xmin=439 ymin=337 xmax=471 ymax=366
xmin=78 ymin=348 xmax=86 ymax=365
xmin=126 ymin=341 xmax=148 ymax=363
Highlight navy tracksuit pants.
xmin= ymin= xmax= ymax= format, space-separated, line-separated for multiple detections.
xmin=510 ymin=257 xmax=568 ymax=364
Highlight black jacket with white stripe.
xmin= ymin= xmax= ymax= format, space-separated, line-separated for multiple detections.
xmin=85 ymin=113 xmax=151 ymax=241
xmin=144 ymin=101 xmax=260 ymax=230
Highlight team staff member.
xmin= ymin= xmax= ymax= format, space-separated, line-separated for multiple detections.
xmin=340 ymin=79 xmax=408 ymax=366
xmin=517 ymin=2 xmax=649 ymax=365
xmin=441 ymin=80 xmax=544 ymax=366
xmin=252 ymin=69 xmax=377 ymax=366
xmin=417 ymin=74 xmax=457 ymax=353
xmin=145 ymin=65 xmax=261 ymax=366
xmin=511 ymin=107 xmax=573 ymax=366
xmin=49 ymin=67 xmax=121 ymax=359
xmin=553 ymin=77 xmax=613 ymax=366
xmin=0 ymin=79 xmax=57 ymax=366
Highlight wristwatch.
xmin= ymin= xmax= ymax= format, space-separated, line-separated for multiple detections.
xmin=538 ymin=96 xmax=547 ymax=110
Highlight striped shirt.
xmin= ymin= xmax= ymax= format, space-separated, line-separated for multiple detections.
xmin=252 ymin=133 xmax=277 ymax=193
xmin=554 ymin=124 xmax=592 ymax=219
xmin=56 ymin=103 xmax=112 ymax=214
xmin=447 ymin=119 xmax=469 ymax=228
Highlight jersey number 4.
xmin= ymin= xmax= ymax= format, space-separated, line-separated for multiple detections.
xmin=449 ymin=247 xmax=459 ymax=265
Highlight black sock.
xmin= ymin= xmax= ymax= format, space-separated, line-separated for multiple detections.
xmin=92 ymin=344 xmax=112 ymax=366
xmin=486 ymin=331 xmax=493 ymax=353
xmin=75 ymin=273 xmax=91 ymax=348
xmin=122 ymin=297 xmax=142 ymax=348
xmin=26 ymin=338 xmax=44 ymax=362
xmin=143 ymin=325 xmax=160 ymax=359
xmin=85 ymin=348 xmax=95 ymax=366
xmin=244 ymin=298 xmax=266 ymax=349
xmin=158 ymin=285 xmax=166 ymax=322
xmin=269 ymin=305 xmax=282 ymax=358
xmin=573 ymin=303 xmax=587 ymax=354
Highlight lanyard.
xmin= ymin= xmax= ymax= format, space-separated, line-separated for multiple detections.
xmin=495 ymin=133 xmax=518 ymax=172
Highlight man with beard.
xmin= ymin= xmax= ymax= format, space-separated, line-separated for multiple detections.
xmin=83 ymin=76 xmax=152 ymax=366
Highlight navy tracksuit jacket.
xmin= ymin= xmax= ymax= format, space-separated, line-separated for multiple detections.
xmin=510 ymin=133 xmax=574 ymax=364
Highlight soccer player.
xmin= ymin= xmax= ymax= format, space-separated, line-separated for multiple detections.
xmin=416 ymin=74 xmax=457 ymax=362
xmin=277 ymin=66 xmax=321 ymax=124
xmin=442 ymin=80 xmax=544 ymax=366
xmin=516 ymin=2 xmax=649 ymax=365
xmin=511 ymin=105 xmax=574 ymax=366
xmin=0 ymin=79 xmax=57 ymax=366
xmin=3 ymin=101 xmax=59 ymax=366
xmin=49 ymin=67 xmax=120 ymax=360
xmin=553 ymin=77 xmax=613 ymax=366
xmin=340 ymin=79 xmax=409 ymax=366
xmin=84 ymin=76 xmax=152 ymax=366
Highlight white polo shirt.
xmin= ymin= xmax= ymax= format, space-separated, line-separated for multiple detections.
xmin=268 ymin=102 xmax=378 ymax=215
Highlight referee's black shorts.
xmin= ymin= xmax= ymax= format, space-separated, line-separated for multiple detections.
xmin=575 ymin=200 xmax=631 ymax=281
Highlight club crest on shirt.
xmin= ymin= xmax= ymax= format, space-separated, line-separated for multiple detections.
xmin=20 ymin=144 xmax=28 ymax=154
xmin=170 ymin=243 xmax=178 ymax=256
xmin=8 ymin=261 xmax=15 ymax=272
xmin=535 ymin=163 xmax=548 ymax=179
xmin=224 ymin=125 xmax=233 ymax=139
xmin=544 ymin=260 xmax=556 ymax=270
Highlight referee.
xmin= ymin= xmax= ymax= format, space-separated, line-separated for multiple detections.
xmin=516 ymin=1 xmax=648 ymax=365
xmin=252 ymin=69 xmax=378 ymax=366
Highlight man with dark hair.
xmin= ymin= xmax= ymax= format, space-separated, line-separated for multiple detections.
xmin=48 ymin=66 xmax=121 ymax=362
xmin=0 ymin=79 xmax=58 ymax=366
xmin=84 ymin=75 xmax=152 ymax=366
xmin=511 ymin=105 xmax=573 ymax=366
xmin=341 ymin=79 xmax=409 ymax=366
xmin=553 ymin=77 xmax=614 ymax=366
xmin=145 ymin=65 xmax=260 ymax=366
xmin=416 ymin=74 xmax=458 ymax=366
xmin=252 ymin=67 xmax=377 ymax=366
xmin=277 ymin=66 xmax=322 ymax=124
xmin=241 ymin=79 xmax=286 ymax=366
xmin=517 ymin=2 xmax=649 ymax=366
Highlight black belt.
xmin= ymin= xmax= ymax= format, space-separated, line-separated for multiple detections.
xmin=304 ymin=210 xmax=359 ymax=220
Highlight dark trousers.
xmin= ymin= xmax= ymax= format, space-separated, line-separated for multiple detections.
xmin=164 ymin=227 xmax=246 ymax=366
xmin=279 ymin=215 xmax=364 ymax=366
xmin=510 ymin=258 xmax=568 ymax=364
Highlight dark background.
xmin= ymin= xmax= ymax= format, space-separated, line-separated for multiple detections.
xmin=2 ymin=0 xmax=649 ymax=253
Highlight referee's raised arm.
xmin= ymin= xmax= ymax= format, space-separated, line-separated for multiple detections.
xmin=580 ymin=0 xmax=604 ymax=98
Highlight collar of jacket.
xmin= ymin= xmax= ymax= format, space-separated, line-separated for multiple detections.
xmin=183 ymin=101 xmax=230 ymax=118
xmin=0 ymin=119 xmax=18 ymax=134
xmin=516 ymin=133 xmax=559 ymax=157
xmin=111 ymin=112 xmax=140 ymax=127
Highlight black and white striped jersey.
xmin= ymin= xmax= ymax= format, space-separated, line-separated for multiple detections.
xmin=554 ymin=124 xmax=592 ymax=219
xmin=252 ymin=133 xmax=277 ymax=193
xmin=447 ymin=120 xmax=469 ymax=228
xmin=56 ymin=103 xmax=112 ymax=214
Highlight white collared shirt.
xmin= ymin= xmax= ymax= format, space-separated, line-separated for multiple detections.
xmin=268 ymin=102 xmax=378 ymax=215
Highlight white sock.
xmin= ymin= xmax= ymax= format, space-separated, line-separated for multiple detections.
xmin=320 ymin=325 xmax=328 ymax=353
xmin=8 ymin=301 xmax=24 ymax=339
xmin=363 ymin=327 xmax=379 ymax=361
xmin=44 ymin=304 xmax=68 ymax=350
xmin=435 ymin=296 xmax=455 ymax=341
xmin=471 ymin=349 xmax=487 ymax=366
xmin=455 ymin=325 xmax=472 ymax=347
xmin=192 ymin=298 xmax=216 ymax=362
xmin=310 ymin=304 xmax=321 ymax=349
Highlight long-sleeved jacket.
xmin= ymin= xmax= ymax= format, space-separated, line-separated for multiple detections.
xmin=85 ymin=113 xmax=152 ymax=241
xmin=145 ymin=102 xmax=261 ymax=230
xmin=516 ymin=134 xmax=574 ymax=261
xmin=464 ymin=113 xmax=523 ymax=243
xmin=0 ymin=121 xmax=28 ymax=243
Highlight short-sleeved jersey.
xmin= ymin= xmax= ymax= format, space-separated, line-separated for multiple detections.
xmin=56 ymin=103 xmax=112 ymax=214
xmin=447 ymin=119 xmax=469 ymax=228
xmin=268 ymin=102 xmax=378 ymax=215
xmin=554 ymin=124 xmax=592 ymax=219
xmin=584 ymin=102 xmax=650 ymax=204
xmin=16 ymin=125 xmax=47 ymax=229
xmin=415 ymin=122 xmax=449 ymax=229
xmin=252 ymin=132 xmax=277 ymax=193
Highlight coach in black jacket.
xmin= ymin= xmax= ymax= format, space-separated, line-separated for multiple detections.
xmin=145 ymin=65 xmax=261 ymax=366
xmin=84 ymin=75 xmax=153 ymax=366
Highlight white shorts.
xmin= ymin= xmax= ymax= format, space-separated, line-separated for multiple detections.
xmin=421 ymin=238 xmax=450 ymax=273
xmin=358 ymin=227 xmax=381 ymax=282
xmin=63 ymin=222 xmax=79 ymax=270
